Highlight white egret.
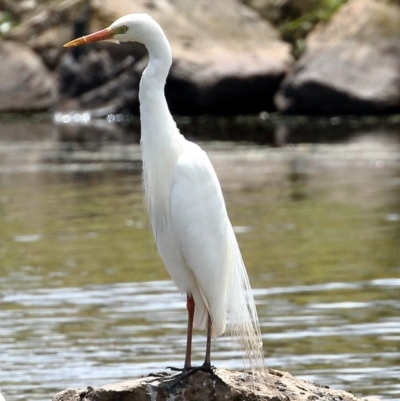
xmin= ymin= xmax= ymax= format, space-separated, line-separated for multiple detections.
xmin=64 ymin=13 xmax=264 ymax=373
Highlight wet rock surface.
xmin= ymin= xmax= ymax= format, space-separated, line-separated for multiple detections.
xmin=52 ymin=368 xmax=379 ymax=401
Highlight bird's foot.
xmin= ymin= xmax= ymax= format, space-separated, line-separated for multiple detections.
xmin=165 ymin=366 xmax=184 ymax=372
xmin=148 ymin=371 xmax=171 ymax=377
xmin=146 ymin=371 xmax=172 ymax=379
xmin=165 ymin=363 xmax=220 ymax=388
xmin=145 ymin=370 xmax=180 ymax=384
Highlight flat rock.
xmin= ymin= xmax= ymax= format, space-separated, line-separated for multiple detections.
xmin=52 ymin=368 xmax=379 ymax=401
xmin=275 ymin=0 xmax=400 ymax=115
xmin=0 ymin=41 xmax=56 ymax=112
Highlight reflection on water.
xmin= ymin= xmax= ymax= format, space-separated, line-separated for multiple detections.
xmin=0 ymin=115 xmax=399 ymax=400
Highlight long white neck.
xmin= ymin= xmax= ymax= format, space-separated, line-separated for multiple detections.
xmin=139 ymin=29 xmax=184 ymax=233
xmin=139 ymin=34 xmax=173 ymax=134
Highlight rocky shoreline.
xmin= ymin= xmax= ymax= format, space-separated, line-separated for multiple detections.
xmin=0 ymin=0 xmax=400 ymax=116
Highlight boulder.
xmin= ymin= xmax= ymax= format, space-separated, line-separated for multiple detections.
xmin=1 ymin=0 xmax=91 ymax=70
xmin=275 ymin=0 xmax=400 ymax=115
xmin=52 ymin=368 xmax=380 ymax=401
xmin=3 ymin=0 xmax=293 ymax=115
xmin=96 ymin=0 xmax=293 ymax=114
xmin=57 ymin=48 xmax=139 ymax=114
xmin=0 ymin=41 xmax=56 ymax=112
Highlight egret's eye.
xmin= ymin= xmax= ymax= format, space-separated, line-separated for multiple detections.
xmin=120 ymin=26 xmax=128 ymax=33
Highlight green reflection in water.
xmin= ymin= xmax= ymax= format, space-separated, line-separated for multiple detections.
xmin=0 ymin=171 xmax=169 ymax=290
xmin=2 ymin=159 xmax=398 ymax=293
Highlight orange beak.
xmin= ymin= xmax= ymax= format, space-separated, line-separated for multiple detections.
xmin=63 ymin=27 xmax=114 ymax=47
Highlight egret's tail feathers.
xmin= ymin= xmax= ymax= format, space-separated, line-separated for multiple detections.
xmin=226 ymin=236 xmax=265 ymax=372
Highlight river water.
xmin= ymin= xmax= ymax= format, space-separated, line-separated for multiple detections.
xmin=0 ymin=114 xmax=399 ymax=400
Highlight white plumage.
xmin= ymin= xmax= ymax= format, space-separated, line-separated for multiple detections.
xmin=64 ymin=13 xmax=264 ymax=371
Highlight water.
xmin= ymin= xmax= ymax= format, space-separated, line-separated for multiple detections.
xmin=0 ymin=115 xmax=399 ymax=400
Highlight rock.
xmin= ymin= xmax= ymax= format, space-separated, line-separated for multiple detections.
xmin=52 ymin=368 xmax=379 ymax=401
xmin=3 ymin=0 xmax=293 ymax=115
xmin=275 ymin=0 xmax=400 ymax=115
xmin=106 ymin=0 xmax=292 ymax=114
xmin=55 ymin=0 xmax=293 ymax=115
xmin=0 ymin=40 xmax=56 ymax=112
xmin=2 ymin=0 xmax=293 ymax=115
xmin=0 ymin=0 xmax=40 ymax=18
xmin=57 ymin=48 xmax=139 ymax=113
xmin=2 ymin=0 xmax=91 ymax=70
xmin=239 ymin=0 xmax=291 ymax=24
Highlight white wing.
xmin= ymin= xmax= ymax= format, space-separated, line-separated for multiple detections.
xmin=169 ymin=142 xmax=263 ymax=367
xmin=170 ymin=141 xmax=231 ymax=337
xmin=157 ymin=140 xmax=264 ymax=369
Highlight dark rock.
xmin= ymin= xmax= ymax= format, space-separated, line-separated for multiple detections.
xmin=166 ymin=50 xmax=288 ymax=115
xmin=0 ymin=40 xmax=56 ymax=112
xmin=275 ymin=0 xmax=400 ymax=115
xmin=57 ymin=48 xmax=139 ymax=114
xmin=52 ymin=368 xmax=380 ymax=401
xmin=2 ymin=0 xmax=292 ymax=115
xmin=56 ymin=0 xmax=293 ymax=115
xmin=2 ymin=0 xmax=91 ymax=71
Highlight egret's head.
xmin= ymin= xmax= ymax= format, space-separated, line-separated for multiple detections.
xmin=64 ymin=13 xmax=161 ymax=47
